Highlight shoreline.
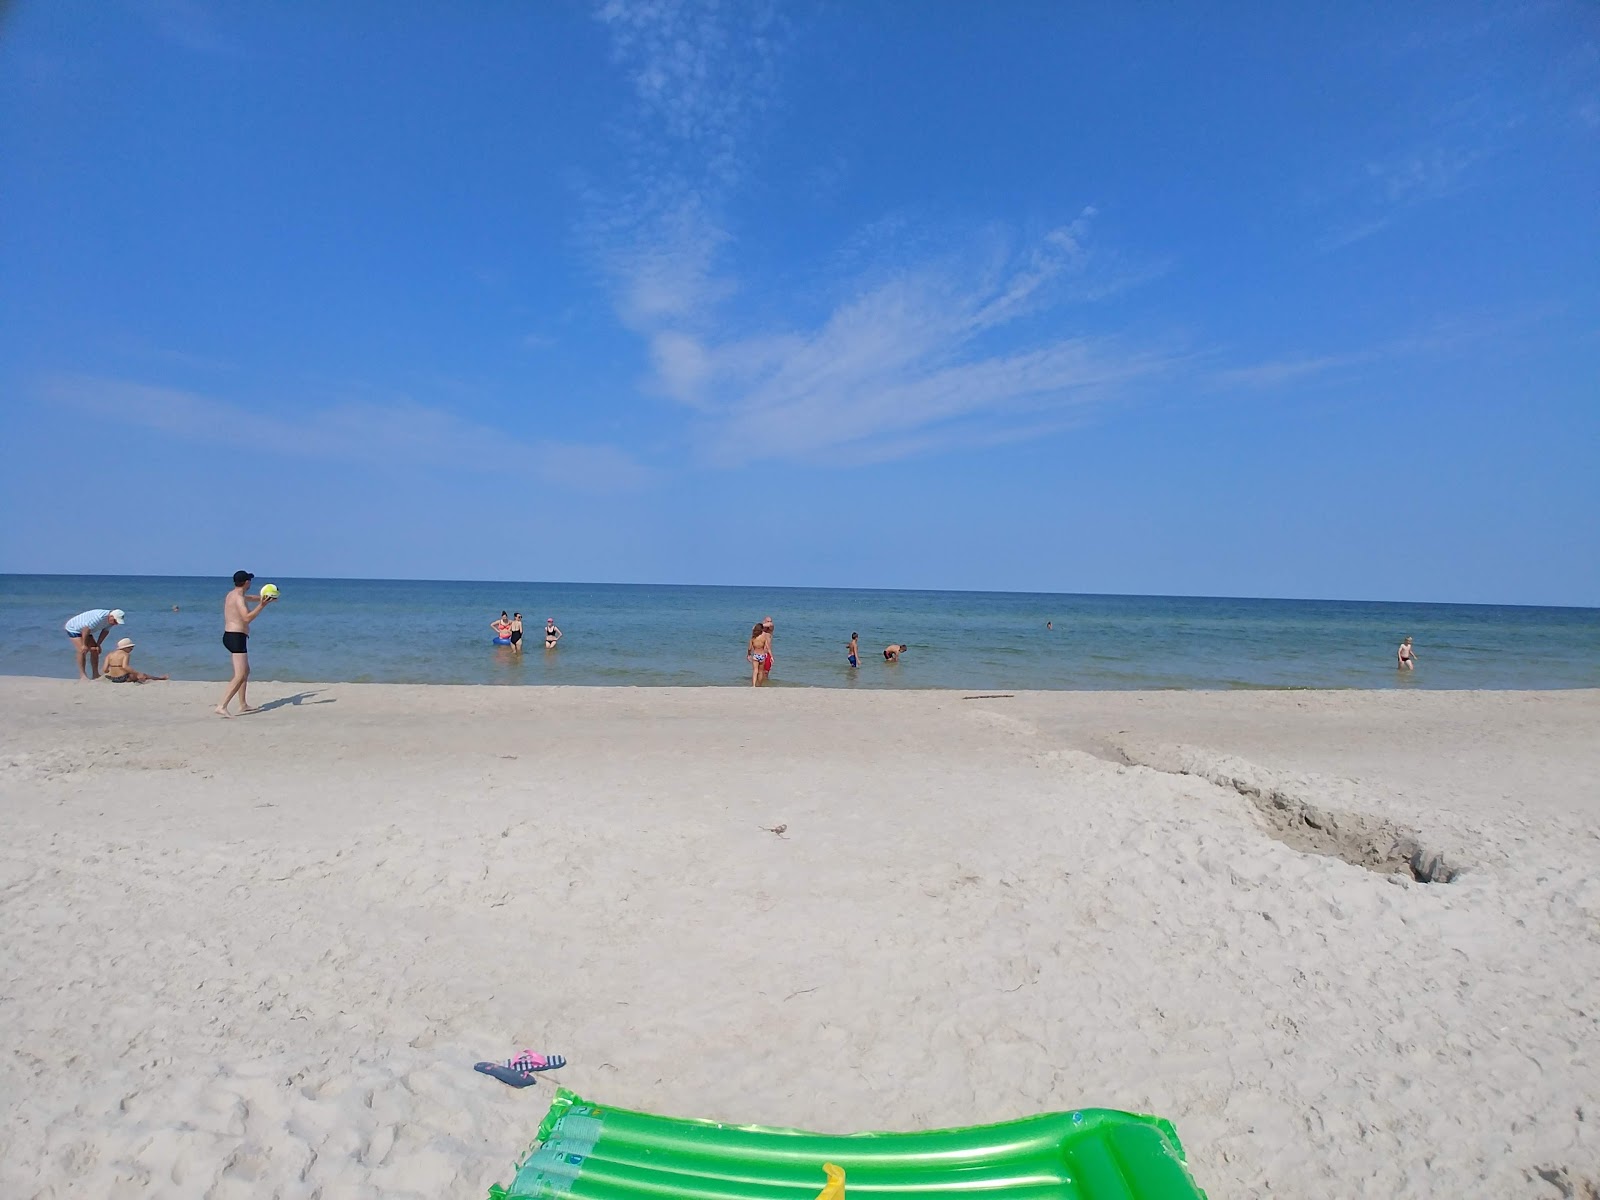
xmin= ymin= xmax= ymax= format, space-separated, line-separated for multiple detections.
xmin=5 ymin=669 xmax=1599 ymax=694
xmin=3 ymin=680 xmax=1598 ymax=1196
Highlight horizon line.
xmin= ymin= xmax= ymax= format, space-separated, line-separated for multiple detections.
xmin=1 ymin=571 xmax=1594 ymax=613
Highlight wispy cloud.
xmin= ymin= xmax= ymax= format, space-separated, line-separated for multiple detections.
xmin=595 ymin=0 xmax=784 ymax=189
xmin=1213 ymin=315 xmax=1533 ymax=391
xmin=581 ymin=0 xmax=786 ymax=329
xmin=1314 ymin=71 xmax=1529 ymax=251
xmin=585 ymin=2 xmax=1171 ymax=466
xmin=1213 ymin=350 xmax=1383 ymax=389
xmin=1318 ymin=142 xmax=1490 ymax=250
xmin=642 ymin=219 xmax=1178 ymax=464
xmin=43 ymin=376 xmax=652 ymax=492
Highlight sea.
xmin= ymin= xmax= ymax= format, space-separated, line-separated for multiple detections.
xmin=1 ymin=574 xmax=1596 ymax=691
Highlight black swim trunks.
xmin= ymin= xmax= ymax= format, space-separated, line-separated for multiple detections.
xmin=222 ymin=631 xmax=249 ymax=654
xmin=107 ymin=673 xmax=135 ymax=683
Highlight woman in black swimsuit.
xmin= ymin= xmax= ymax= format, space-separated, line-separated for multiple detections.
xmin=510 ymin=613 xmax=524 ymax=653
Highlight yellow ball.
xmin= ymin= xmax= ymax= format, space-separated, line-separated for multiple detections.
xmin=259 ymin=583 xmax=280 ymax=598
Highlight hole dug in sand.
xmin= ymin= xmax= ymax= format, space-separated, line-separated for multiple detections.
xmin=1111 ymin=743 xmax=1465 ymax=884
xmin=1216 ymin=773 xmax=1462 ymax=884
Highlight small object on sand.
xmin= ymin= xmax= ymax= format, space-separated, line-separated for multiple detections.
xmin=475 ymin=1051 xmax=567 ymax=1088
xmin=761 ymin=824 xmax=788 ymax=837
xmin=476 ymin=1062 xmax=543 ymax=1088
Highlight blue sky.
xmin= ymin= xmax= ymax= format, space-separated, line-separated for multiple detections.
xmin=2 ymin=2 xmax=1596 ymax=605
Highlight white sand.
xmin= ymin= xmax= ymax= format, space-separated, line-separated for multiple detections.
xmin=2 ymin=679 xmax=1598 ymax=1199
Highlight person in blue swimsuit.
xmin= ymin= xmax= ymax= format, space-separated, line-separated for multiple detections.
xmin=847 ymin=633 xmax=859 ymax=668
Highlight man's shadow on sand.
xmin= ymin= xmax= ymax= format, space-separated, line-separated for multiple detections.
xmin=251 ymin=690 xmax=337 ymax=713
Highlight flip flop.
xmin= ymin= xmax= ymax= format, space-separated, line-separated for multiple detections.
xmin=506 ymin=1051 xmax=565 ymax=1073
xmin=474 ymin=1062 xmax=543 ymax=1088
xmin=474 ymin=1051 xmax=567 ymax=1088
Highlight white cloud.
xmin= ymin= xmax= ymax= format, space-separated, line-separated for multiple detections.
xmin=42 ymin=376 xmax=653 ymax=492
xmin=595 ymin=0 xmax=783 ymax=187
xmin=584 ymin=3 xmax=1170 ymax=467
xmin=639 ymin=222 xmax=1177 ymax=464
xmin=1213 ymin=351 xmax=1381 ymax=389
xmin=1212 ymin=317 xmax=1525 ymax=391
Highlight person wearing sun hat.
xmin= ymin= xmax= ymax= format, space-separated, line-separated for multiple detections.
xmin=62 ymin=606 xmax=127 ymax=681
xmin=102 ymin=637 xmax=168 ymax=684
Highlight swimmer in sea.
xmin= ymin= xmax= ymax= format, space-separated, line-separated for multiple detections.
xmin=510 ymin=612 xmax=524 ymax=653
xmin=847 ymin=632 xmax=859 ymax=668
xmin=491 ymin=611 xmax=513 ymax=645
xmin=883 ymin=643 xmax=908 ymax=662
xmin=1397 ymin=636 xmax=1416 ymax=670
xmin=544 ymin=617 xmax=562 ymax=649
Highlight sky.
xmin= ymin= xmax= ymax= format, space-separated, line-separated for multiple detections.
xmin=1 ymin=1 xmax=1597 ymax=605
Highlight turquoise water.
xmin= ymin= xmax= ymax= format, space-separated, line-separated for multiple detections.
xmin=1 ymin=574 xmax=1596 ymax=690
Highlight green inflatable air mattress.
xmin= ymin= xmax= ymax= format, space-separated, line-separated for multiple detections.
xmin=488 ymin=1088 xmax=1207 ymax=1200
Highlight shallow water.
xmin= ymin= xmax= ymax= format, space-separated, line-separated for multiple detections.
xmin=2 ymin=574 xmax=1596 ymax=690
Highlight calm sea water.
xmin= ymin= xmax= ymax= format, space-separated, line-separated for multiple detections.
xmin=1 ymin=575 xmax=1596 ymax=691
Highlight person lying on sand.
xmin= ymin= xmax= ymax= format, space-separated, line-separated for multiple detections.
xmin=103 ymin=638 xmax=168 ymax=684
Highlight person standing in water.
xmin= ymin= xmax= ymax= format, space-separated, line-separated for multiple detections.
xmin=847 ymin=632 xmax=859 ymax=668
xmin=543 ymin=617 xmax=562 ymax=649
xmin=509 ymin=613 xmax=524 ymax=653
xmin=747 ymin=621 xmax=772 ymax=685
xmin=491 ymin=612 xmax=513 ymax=645
xmin=1397 ymin=636 xmax=1417 ymax=670
xmin=216 ymin=570 xmax=275 ymax=718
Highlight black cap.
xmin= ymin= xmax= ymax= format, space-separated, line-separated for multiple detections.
xmin=233 ymin=570 xmax=254 ymax=586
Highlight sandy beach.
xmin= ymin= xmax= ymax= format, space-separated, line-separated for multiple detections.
xmin=2 ymin=679 xmax=1597 ymax=1199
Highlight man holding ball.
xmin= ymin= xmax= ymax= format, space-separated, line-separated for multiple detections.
xmin=215 ymin=570 xmax=277 ymax=718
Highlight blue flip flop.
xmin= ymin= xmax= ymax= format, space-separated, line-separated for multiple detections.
xmin=475 ymin=1062 xmax=543 ymax=1088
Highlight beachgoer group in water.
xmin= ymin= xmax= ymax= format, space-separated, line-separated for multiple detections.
xmin=750 ymin=620 xmax=915 ymax=683
xmin=489 ymin=610 xmax=563 ymax=654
